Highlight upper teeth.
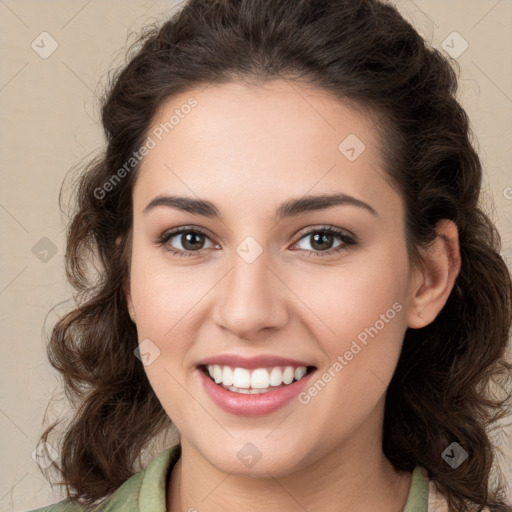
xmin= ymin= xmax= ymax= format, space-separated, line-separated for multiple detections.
xmin=206 ymin=365 xmax=308 ymax=389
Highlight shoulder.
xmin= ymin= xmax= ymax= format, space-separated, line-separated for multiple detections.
xmin=27 ymin=444 xmax=181 ymax=512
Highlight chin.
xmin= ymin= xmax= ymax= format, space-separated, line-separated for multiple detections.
xmin=201 ymin=441 xmax=309 ymax=478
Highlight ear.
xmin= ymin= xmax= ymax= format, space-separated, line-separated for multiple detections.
xmin=406 ymin=219 xmax=461 ymax=329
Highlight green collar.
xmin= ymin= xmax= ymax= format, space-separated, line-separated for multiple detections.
xmin=403 ymin=465 xmax=430 ymax=511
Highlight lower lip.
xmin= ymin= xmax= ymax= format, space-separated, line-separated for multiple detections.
xmin=198 ymin=367 xmax=316 ymax=416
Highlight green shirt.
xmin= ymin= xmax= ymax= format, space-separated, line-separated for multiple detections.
xmin=29 ymin=444 xmax=430 ymax=511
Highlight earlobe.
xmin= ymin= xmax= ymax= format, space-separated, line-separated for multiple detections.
xmin=406 ymin=219 xmax=461 ymax=329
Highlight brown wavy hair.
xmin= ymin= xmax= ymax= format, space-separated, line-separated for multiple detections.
xmin=39 ymin=0 xmax=512 ymax=510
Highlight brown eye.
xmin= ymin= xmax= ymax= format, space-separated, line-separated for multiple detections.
xmin=176 ymin=231 xmax=207 ymax=251
xmin=158 ymin=227 xmax=215 ymax=256
xmin=306 ymin=232 xmax=336 ymax=251
xmin=292 ymin=226 xmax=357 ymax=258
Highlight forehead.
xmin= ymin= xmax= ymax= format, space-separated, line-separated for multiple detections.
xmin=133 ymin=80 xmax=400 ymax=219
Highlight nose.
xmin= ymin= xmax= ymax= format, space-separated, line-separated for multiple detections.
xmin=212 ymin=245 xmax=290 ymax=339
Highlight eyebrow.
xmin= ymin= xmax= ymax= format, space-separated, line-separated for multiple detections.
xmin=143 ymin=192 xmax=377 ymax=221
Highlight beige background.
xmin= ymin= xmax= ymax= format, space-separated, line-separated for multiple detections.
xmin=0 ymin=0 xmax=511 ymax=510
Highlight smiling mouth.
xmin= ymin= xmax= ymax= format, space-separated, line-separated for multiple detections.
xmin=198 ymin=364 xmax=317 ymax=393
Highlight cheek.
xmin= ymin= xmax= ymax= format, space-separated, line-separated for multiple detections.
xmin=128 ymin=242 xmax=210 ymax=338
xmin=293 ymin=261 xmax=408 ymax=430
xmin=291 ymin=247 xmax=409 ymax=349
xmin=128 ymin=247 xmax=203 ymax=418
xmin=291 ymin=247 xmax=410 ymax=412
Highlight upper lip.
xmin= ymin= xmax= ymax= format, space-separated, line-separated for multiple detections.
xmin=197 ymin=354 xmax=316 ymax=370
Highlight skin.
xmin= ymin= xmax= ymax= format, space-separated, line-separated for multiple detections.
xmin=124 ymin=79 xmax=461 ymax=512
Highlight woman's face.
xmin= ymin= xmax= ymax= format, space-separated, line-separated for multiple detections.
xmin=126 ymin=80 xmax=420 ymax=477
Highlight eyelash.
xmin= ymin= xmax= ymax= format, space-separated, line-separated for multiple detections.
xmin=156 ymin=225 xmax=357 ymax=259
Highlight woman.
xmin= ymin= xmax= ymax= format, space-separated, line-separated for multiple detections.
xmin=31 ymin=0 xmax=512 ymax=510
